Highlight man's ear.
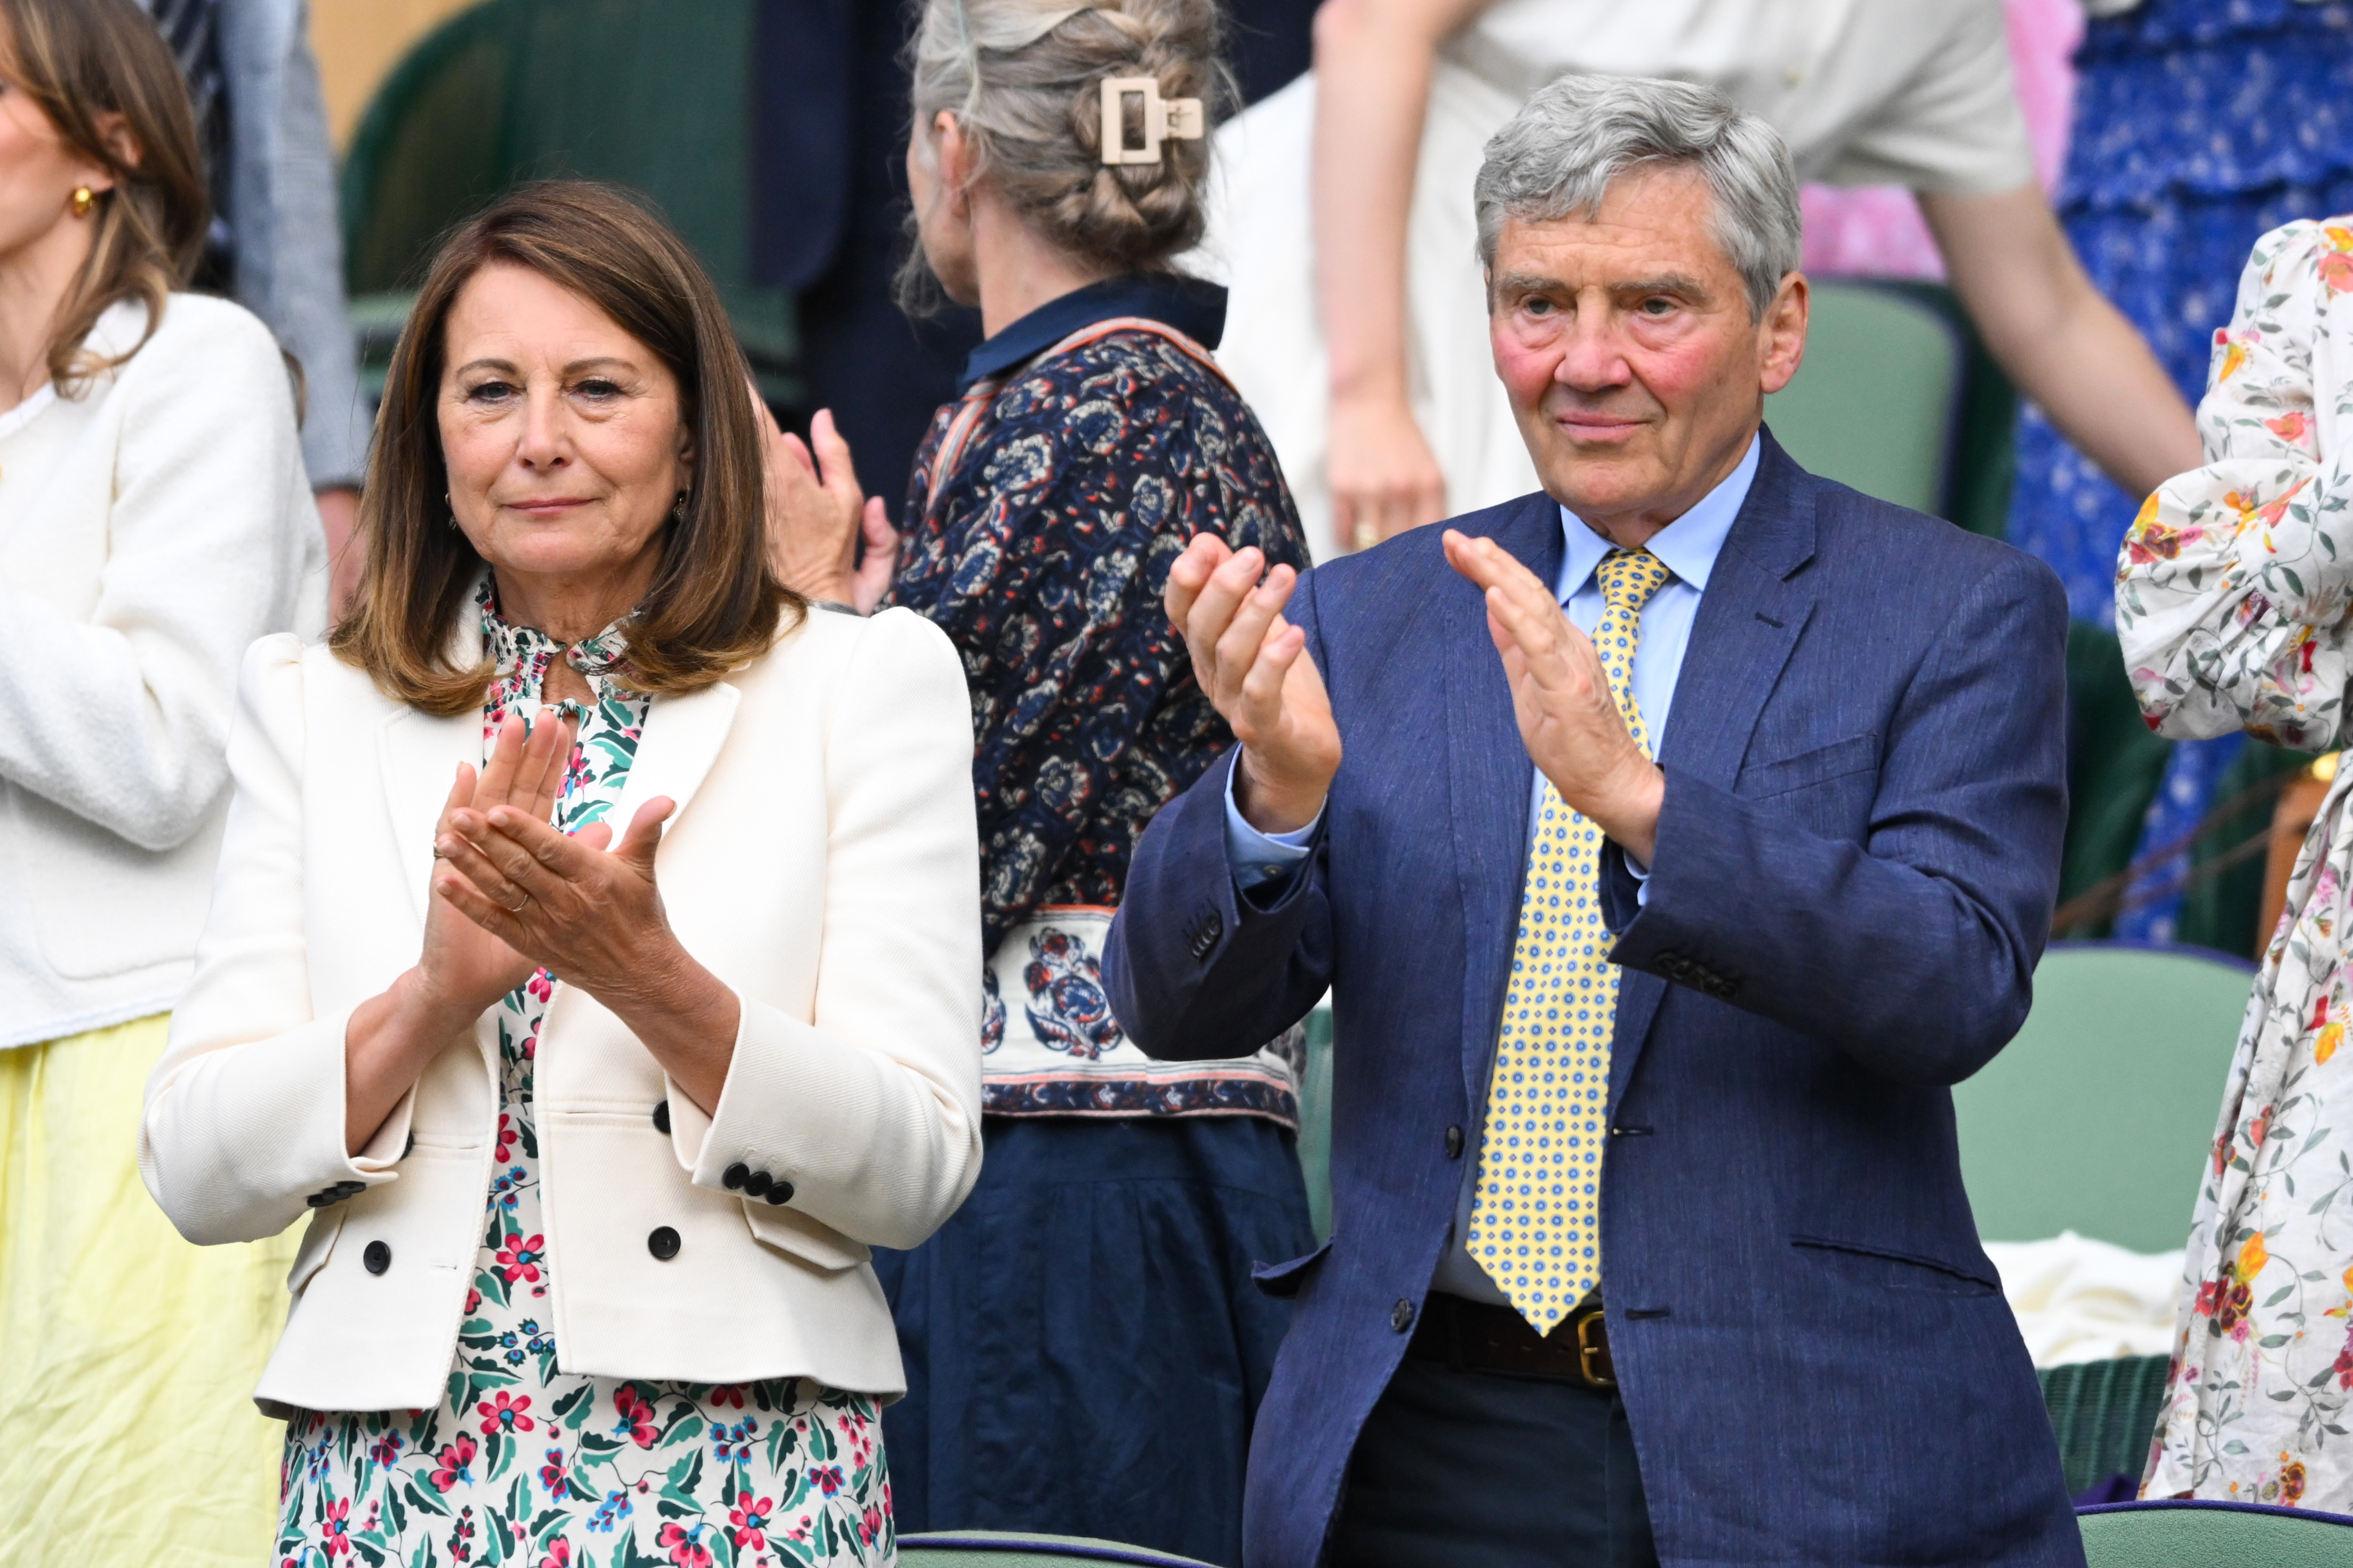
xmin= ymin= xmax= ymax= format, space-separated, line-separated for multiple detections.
xmin=1757 ymin=271 xmax=1809 ymax=397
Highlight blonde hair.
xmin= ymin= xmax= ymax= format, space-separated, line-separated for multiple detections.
xmin=0 ymin=0 xmax=207 ymax=392
xmin=903 ymin=0 xmax=1229 ymax=300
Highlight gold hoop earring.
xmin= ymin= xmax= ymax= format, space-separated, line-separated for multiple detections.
xmin=69 ymin=186 xmax=95 ymax=219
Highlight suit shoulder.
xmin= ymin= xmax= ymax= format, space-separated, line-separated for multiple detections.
xmin=1805 ymin=476 xmax=2064 ymax=620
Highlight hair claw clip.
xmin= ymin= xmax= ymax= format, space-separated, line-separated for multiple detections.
xmin=1099 ymin=76 xmax=1204 ymax=165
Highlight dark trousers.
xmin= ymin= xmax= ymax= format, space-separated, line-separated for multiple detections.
xmin=1326 ymin=1344 xmax=1659 ymax=1568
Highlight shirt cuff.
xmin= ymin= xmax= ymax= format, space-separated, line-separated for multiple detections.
xmin=1626 ymin=848 xmax=1651 ymax=907
xmin=1223 ymin=759 xmax=1321 ymax=893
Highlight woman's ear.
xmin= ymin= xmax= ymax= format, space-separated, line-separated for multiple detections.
xmin=935 ymin=112 xmax=979 ymax=204
xmin=86 ymin=110 xmax=137 ymax=188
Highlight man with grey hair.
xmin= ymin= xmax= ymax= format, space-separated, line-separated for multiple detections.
xmin=1106 ymin=74 xmax=2082 ymax=1568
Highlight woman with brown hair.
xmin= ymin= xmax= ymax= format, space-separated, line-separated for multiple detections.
xmin=140 ymin=181 xmax=982 ymax=1566
xmin=0 ymin=0 xmax=321 ymax=1560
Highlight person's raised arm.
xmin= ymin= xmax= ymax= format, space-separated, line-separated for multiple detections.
xmin=1922 ymin=185 xmax=2199 ymax=499
xmin=1310 ymin=0 xmax=1494 ymax=553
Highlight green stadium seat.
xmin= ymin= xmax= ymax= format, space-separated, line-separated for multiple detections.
xmin=1764 ymin=281 xmax=1963 ymax=518
xmin=338 ymin=0 xmax=797 ymax=404
xmin=1955 ymin=941 xmax=2253 ymax=1252
xmin=2041 ymin=1354 xmax=2171 ymax=1497
xmin=901 ymin=1531 xmax=1216 ymax=1566
xmin=2077 ymin=1500 xmax=2353 ymax=1566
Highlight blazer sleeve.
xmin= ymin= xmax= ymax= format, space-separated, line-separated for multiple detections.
xmin=682 ymin=609 xmax=987 ymax=1250
xmin=140 ymin=637 xmax=405 ymax=1246
xmin=1102 ymin=576 xmax=1337 ymax=1061
xmin=1604 ymin=547 xmax=2070 ymax=1087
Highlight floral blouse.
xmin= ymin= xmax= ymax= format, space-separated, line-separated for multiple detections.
xmin=276 ymin=583 xmax=891 ymax=1567
xmin=2120 ymin=218 xmax=2353 ymax=1506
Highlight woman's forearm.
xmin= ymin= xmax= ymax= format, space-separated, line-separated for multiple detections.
xmin=1310 ymin=0 xmax=1490 ymax=407
xmin=597 ymin=946 xmax=741 ymax=1117
xmin=343 ymin=967 xmax=481 ymax=1155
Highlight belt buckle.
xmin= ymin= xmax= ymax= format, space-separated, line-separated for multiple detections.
xmin=1573 ymin=1308 xmax=1615 ymax=1389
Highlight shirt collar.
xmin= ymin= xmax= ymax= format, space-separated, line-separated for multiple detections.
xmin=958 ymin=272 xmax=1227 ymax=393
xmin=1554 ymin=432 xmax=1760 ymax=603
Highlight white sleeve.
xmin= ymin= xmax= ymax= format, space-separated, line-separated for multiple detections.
xmin=0 ymin=303 xmax=321 ymax=849
xmin=683 ymin=609 xmax=987 ymax=1250
xmin=1819 ymin=0 xmax=2036 ymax=196
xmin=140 ymin=637 xmax=400 ymax=1246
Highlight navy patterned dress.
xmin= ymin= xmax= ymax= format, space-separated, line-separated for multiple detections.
xmin=869 ymin=275 xmax=1315 ymax=1567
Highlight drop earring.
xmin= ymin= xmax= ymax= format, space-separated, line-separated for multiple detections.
xmin=69 ymin=186 xmax=95 ymax=219
xmin=672 ymin=491 xmax=689 ymax=521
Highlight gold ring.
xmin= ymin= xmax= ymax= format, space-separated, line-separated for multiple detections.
xmin=1351 ymin=522 xmax=1379 ymax=552
xmin=431 ymin=846 xmax=448 ymax=860
xmin=506 ymin=892 xmax=531 ymax=913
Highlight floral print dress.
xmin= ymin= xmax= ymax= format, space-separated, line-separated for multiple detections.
xmin=2119 ymin=218 xmax=2353 ymax=1506
xmin=276 ymin=585 xmax=892 ymax=1567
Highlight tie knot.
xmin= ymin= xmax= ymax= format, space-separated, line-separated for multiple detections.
xmin=1596 ymin=549 xmax=1672 ymax=614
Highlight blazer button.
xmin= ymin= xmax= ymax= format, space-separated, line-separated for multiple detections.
xmin=306 ymin=1190 xmax=334 ymax=1208
xmin=336 ymin=1180 xmax=367 ymax=1197
xmin=765 ymin=1180 xmax=794 ymax=1206
xmin=648 ymin=1226 xmax=682 ymax=1261
xmin=722 ymin=1163 xmax=749 ymax=1191
xmin=1444 ymin=1125 xmax=1464 ymax=1160
xmin=652 ymin=1100 xmax=671 ymax=1135
xmin=1390 ymin=1298 xmax=1415 ymax=1333
xmin=363 ymin=1240 xmax=391 ymax=1276
xmin=744 ymin=1170 xmax=774 ymax=1199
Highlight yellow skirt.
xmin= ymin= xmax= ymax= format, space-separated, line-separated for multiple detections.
xmin=0 ymin=1014 xmax=299 ymax=1565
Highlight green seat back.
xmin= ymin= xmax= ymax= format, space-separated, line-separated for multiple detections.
xmin=1954 ymin=942 xmax=2252 ymax=1250
xmin=2079 ymin=1502 xmax=2353 ymax=1567
xmin=340 ymin=0 xmax=797 ymax=402
xmin=1765 ymin=281 xmax=1962 ymax=518
xmin=2041 ymin=1354 xmax=2171 ymax=1496
xmin=1300 ymin=1003 xmax=1333 ymax=1244
xmin=901 ymin=1531 xmax=1215 ymax=1567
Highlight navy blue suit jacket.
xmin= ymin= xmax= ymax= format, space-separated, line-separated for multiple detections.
xmin=1103 ymin=435 xmax=2085 ymax=1568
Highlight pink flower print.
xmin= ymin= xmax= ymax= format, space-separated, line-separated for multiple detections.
xmin=2321 ymin=250 xmax=2353 ymax=296
xmin=478 ymin=1391 xmax=534 ymax=1436
xmin=613 ymin=1384 xmax=660 ymax=1448
xmin=323 ymin=1497 xmax=353 ymax=1557
xmin=729 ymin=1495 xmax=774 ymax=1550
xmin=495 ymin=1114 xmax=518 ymax=1162
xmin=497 ymin=1233 xmax=544 ymax=1285
xmin=464 ymin=1287 xmax=482 ymax=1316
xmin=710 ymin=1384 xmax=747 ymax=1410
xmin=541 ymin=1544 xmax=572 ymax=1568
xmin=429 ymin=1432 xmax=478 ymax=1492
xmin=368 ymin=1430 xmax=404 ymax=1468
xmin=2266 ymin=411 xmax=2313 ymax=447
xmin=657 ymin=1523 xmax=714 ymax=1568
xmin=539 ymin=1446 xmax=568 ymax=1495
xmin=526 ymin=970 xmax=554 ymax=1005
xmin=811 ymin=1464 xmax=845 ymax=1497
xmin=859 ymin=1505 xmax=883 ymax=1545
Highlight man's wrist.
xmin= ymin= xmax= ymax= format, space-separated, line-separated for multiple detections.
xmin=1234 ymin=747 xmax=1330 ymax=835
xmin=1595 ymin=762 xmax=1666 ymax=868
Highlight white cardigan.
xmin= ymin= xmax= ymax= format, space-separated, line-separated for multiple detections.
xmin=139 ymin=608 xmax=983 ymax=1416
xmin=0 ymin=293 xmax=324 ymax=1048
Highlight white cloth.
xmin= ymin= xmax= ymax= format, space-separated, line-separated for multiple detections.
xmin=1199 ymin=0 xmax=2035 ymax=555
xmin=0 ymin=294 xmax=324 ymax=1049
xmin=138 ymin=609 xmax=985 ymax=1415
xmin=1983 ymin=1231 xmax=2186 ymax=1367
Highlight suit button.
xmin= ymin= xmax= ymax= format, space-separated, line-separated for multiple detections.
xmin=363 ymin=1240 xmax=391 ymax=1275
xmin=722 ymin=1163 xmax=749 ymax=1191
xmin=652 ymin=1100 xmax=671 ymax=1135
xmin=744 ymin=1170 xmax=774 ymax=1199
xmin=648 ymin=1227 xmax=681 ymax=1261
xmin=766 ymin=1180 xmax=794 ymax=1206
xmin=1390 ymin=1298 xmax=1415 ymax=1333
xmin=1444 ymin=1125 xmax=1464 ymax=1160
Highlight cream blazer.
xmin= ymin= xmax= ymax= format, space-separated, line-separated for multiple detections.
xmin=140 ymin=606 xmax=983 ymax=1418
xmin=0 ymin=294 xmax=323 ymax=1047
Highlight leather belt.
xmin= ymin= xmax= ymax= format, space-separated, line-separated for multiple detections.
xmin=1407 ymin=1291 xmax=1616 ymax=1389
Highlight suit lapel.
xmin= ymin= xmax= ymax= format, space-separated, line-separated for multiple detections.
xmin=1444 ymin=494 xmax=1563 ymax=1113
xmin=1607 ymin=433 xmax=1820 ymax=1103
xmin=377 ymin=703 xmax=480 ymax=930
xmin=610 ymin=677 xmax=741 ymax=844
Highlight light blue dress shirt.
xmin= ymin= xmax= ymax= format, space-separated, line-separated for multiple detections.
xmin=1218 ymin=433 xmax=1759 ymax=1301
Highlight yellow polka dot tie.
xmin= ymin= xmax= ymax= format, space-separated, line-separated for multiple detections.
xmin=1466 ymin=547 xmax=1673 ymax=1335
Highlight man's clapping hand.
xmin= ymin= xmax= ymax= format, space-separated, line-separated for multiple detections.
xmin=1443 ymin=529 xmax=1664 ymax=864
xmin=1166 ymin=535 xmax=1342 ymax=834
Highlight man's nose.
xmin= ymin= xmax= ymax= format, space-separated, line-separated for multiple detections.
xmin=1554 ymin=319 xmax=1633 ymax=392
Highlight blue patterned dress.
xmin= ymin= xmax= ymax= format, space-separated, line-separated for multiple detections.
xmin=275 ymin=586 xmax=891 ymax=1568
xmin=2011 ymin=0 xmax=2353 ymax=939
xmin=870 ymin=275 xmax=1315 ymax=1567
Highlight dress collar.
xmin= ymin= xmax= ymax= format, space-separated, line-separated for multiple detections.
xmin=476 ymin=575 xmax=636 ymax=688
xmin=1555 ymin=432 xmax=1760 ymax=602
xmin=957 ymin=272 xmax=1228 ymax=394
